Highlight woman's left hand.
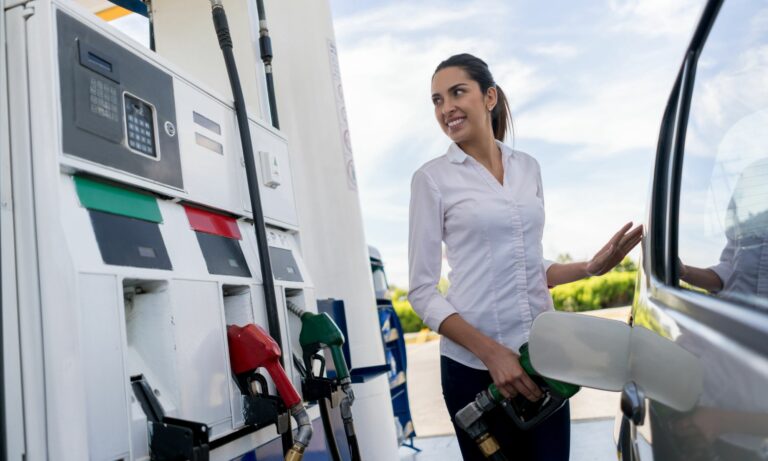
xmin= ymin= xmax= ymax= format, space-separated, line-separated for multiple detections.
xmin=585 ymin=222 xmax=644 ymax=276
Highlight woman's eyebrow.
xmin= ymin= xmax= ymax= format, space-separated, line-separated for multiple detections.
xmin=431 ymin=83 xmax=468 ymax=99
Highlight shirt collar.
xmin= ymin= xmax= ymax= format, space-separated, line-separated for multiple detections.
xmin=446 ymin=140 xmax=514 ymax=164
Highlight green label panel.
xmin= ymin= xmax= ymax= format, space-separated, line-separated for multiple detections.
xmin=73 ymin=175 xmax=162 ymax=223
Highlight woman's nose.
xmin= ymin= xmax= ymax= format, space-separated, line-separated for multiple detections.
xmin=442 ymin=100 xmax=456 ymax=116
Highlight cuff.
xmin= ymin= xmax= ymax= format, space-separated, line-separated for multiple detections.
xmin=423 ymin=295 xmax=459 ymax=332
xmin=707 ymin=263 xmax=731 ymax=289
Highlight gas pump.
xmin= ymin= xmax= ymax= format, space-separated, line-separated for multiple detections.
xmin=227 ymin=324 xmax=313 ymax=461
xmin=455 ymin=343 xmax=580 ymax=459
xmin=2 ymin=0 xmax=401 ymax=458
xmin=287 ymin=301 xmax=362 ymax=461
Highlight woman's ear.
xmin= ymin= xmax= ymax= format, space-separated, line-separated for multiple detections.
xmin=485 ymin=86 xmax=498 ymax=112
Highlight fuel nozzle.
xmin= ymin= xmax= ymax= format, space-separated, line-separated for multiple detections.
xmin=287 ymin=301 xmax=350 ymax=381
xmin=455 ymin=343 xmax=581 ymax=459
xmin=499 ymin=343 xmax=580 ymax=430
xmin=454 ymin=387 xmax=507 ymax=460
xmin=287 ymin=301 xmax=361 ymax=460
xmin=227 ymin=324 xmax=313 ymax=460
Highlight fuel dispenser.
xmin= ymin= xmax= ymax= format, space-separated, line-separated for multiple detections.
xmin=455 ymin=343 xmax=580 ymax=460
xmin=227 ymin=324 xmax=313 ymax=461
xmin=2 ymin=0 xmax=399 ymax=458
xmin=287 ymin=301 xmax=362 ymax=461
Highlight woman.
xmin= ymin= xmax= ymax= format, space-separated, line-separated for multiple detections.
xmin=408 ymin=53 xmax=643 ymax=460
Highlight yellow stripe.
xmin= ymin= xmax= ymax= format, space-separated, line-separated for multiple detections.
xmin=96 ymin=6 xmax=132 ymax=22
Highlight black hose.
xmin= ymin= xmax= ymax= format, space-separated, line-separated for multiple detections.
xmin=319 ymin=398 xmax=342 ymax=461
xmin=210 ymin=2 xmax=292 ymax=453
xmin=211 ymin=1 xmax=282 ymax=367
xmin=488 ymin=452 xmax=509 ymax=461
xmin=347 ymin=433 xmax=361 ymax=461
xmin=255 ymin=0 xmax=279 ymax=129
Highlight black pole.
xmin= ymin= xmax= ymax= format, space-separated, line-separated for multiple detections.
xmin=210 ymin=1 xmax=282 ymax=364
xmin=319 ymin=397 xmax=343 ymax=461
xmin=255 ymin=0 xmax=279 ymax=129
xmin=210 ymin=2 xmax=293 ymax=453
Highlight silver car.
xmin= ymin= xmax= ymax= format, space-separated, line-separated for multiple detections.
xmin=529 ymin=0 xmax=768 ymax=459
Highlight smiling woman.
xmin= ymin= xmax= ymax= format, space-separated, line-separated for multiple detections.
xmin=408 ymin=53 xmax=643 ymax=461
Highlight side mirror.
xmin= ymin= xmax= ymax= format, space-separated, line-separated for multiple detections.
xmin=529 ymin=312 xmax=703 ymax=412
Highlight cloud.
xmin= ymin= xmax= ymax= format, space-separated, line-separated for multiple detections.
xmin=529 ymin=43 xmax=581 ymax=59
xmin=608 ymin=0 xmax=704 ymax=39
xmin=334 ymin=1 xmax=508 ymax=41
xmin=331 ymin=0 xmax=710 ymax=287
xmin=518 ymin=74 xmax=670 ymax=158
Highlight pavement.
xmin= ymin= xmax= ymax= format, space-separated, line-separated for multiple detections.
xmin=400 ymin=306 xmax=631 ymax=459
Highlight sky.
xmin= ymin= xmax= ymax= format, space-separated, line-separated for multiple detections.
xmin=108 ymin=1 xmax=711 ymax=288
xmin=328 ymin=0 xmax=707 ymax=287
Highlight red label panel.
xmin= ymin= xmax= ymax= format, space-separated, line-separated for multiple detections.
xmin=183 ymin=205 xmax=242 ymax=240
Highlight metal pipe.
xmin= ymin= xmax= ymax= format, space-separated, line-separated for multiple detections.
xmin=255 ymin=0 xmax=279 ymax=128
xmin=339 ymin=394 xmax=362 ymax=461
xmin=286 ymin=300 xmax=305 ymax=318
xmin=285 ymin=404 xmax=313 ymax=461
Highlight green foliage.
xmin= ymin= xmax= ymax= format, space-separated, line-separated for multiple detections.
xmin=614 ymin=256 xmax=638 ymax=273
xmin=556 ymin=253 xmax=573 ymax=263
xmin=392 ymin=298 xmax=425 ymax=333
xmin=390 ymin=262 xmax=639 ymax=332
xmin=551 ymin=271 xmax=637 ymax=312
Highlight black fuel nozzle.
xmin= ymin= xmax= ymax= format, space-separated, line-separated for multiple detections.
xmin=233 ymin=371 xmax=291 ymax=434
xmin=500 ymin=343 xmax=580 ymax=430
xmin=454 ymin=388 xmax=507 ymax=460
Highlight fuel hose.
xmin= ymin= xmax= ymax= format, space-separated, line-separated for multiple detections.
xmin=209 ymin=0 xmax=293 ymax=454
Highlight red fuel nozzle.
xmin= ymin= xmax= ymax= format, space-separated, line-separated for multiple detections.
xmin=227 ymin=324 xmax=302 ymax=408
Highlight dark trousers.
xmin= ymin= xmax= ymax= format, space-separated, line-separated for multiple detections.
xmin=441 ymin=355 xmax=571 ymax=461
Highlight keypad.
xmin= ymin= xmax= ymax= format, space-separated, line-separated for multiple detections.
xmin=124 ymin=94 xmax=157 ymax=157
xmin=89 ymin=77 xmax=119 ymax=122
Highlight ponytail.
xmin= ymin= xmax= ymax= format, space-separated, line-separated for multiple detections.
xmin=492 ymin=85 xmax=512 ymax=142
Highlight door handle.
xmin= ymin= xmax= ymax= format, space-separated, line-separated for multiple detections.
xmin=621 ymin=382 xmax=646 ymax=426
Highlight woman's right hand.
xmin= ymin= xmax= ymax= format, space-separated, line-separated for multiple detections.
xmin=481 ymin=341 xmax=543 ymax=402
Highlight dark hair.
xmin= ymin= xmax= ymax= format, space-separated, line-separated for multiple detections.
xmin=433 ymin=53 xmax=513 ymax=143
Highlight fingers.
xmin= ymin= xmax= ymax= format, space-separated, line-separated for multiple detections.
xmin=617 ymin=225 xmax=643 ymax=254
xmin=610 ymin=222 xmax=633 ymax=246
xmin=501 ymin=384 xmax=517 ymax=400
xmin=516 ymin=374 xmax=543 ymax=402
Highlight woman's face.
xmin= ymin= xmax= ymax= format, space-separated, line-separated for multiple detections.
xmin=431 ymin=66 xmax=496 ymax=144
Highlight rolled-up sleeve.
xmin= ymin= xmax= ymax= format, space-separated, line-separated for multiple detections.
xmin=408 ymin=170 xmax=458 ymax=331
xmin=708 ymin=236 xmax=735 ymax=290
xmin=543 ymin=258 xmax=556 ymax=274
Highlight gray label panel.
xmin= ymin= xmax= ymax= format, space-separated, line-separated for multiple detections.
xmin=268 ymin=246 xmax=304 ymax=282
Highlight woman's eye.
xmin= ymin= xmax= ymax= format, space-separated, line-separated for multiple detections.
xmin=453 ymin=89 xmax=464 ymax=96
xmin=432 ymin=98 xmax=441 ymax=106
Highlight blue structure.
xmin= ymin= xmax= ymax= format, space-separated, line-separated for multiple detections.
xmin=369 ymin=246 xmax=418 ymax=451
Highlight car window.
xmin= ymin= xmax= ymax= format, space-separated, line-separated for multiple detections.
xmin=677 ymin=0 xmax=768 ymax=310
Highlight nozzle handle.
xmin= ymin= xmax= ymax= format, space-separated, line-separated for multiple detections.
xmin=330 ymin=346 xmax=350 ymax=381
xmin=265 ymin=361 xmax=302 ymax=408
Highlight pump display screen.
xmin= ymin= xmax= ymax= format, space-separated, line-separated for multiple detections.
xmin=125 ymin=94 xmax=157 ymax=157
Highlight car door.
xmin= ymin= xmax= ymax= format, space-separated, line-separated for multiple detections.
xmin=621 ymin=0 xmax=768 ymax=459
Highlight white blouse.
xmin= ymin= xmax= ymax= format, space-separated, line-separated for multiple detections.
xmin=408 ymin=140 xmax=555 ymax=369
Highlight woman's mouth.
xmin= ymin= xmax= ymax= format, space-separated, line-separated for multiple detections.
xmin=447 ymin=117 xmax=466 ymax=133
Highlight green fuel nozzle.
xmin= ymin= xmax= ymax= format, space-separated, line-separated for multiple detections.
xmin=457 ymin=342 xmax=581 ymax=451
xmin=492 ymin=343 xmax=580 ymax=402
xmin=287 ymin=301 xmax=362 ymax=461
xmin=287 ymin=301 xmax=350 ymax=382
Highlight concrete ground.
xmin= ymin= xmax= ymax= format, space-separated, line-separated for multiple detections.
xmin=400 ymin=307 xmax=631 ymax=459
xmin=399 ymin=418 xmax=616 ymax=461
